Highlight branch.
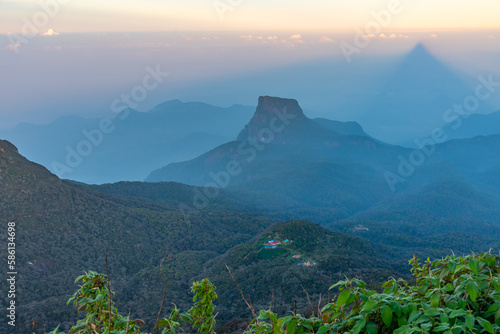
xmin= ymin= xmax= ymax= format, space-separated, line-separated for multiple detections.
xmin=302 ymin=285 xmax=314 ymax=316
xmin=154 ymin=255 xmax=173 ymax=332
xmin=317 ymin=293 xmax=322 ymax=318
xmin=271 ymin=290 xmax=275 ymax=313
xmin=105 ymin=249 xmax=112 ymax=331
xmin=225 ymin=264 xmax=259 ymax=323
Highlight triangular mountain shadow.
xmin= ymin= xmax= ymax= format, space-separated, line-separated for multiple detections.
xmin=359 ymin=43 xmax=494 ymax=143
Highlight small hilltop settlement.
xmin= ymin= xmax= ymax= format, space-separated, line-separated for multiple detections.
xmin=262 ymin=232 xmax=316 ymax=267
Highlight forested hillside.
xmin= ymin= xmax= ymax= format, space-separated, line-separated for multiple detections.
xmin=0 ymin=140 xmax=405 ymax=333
xmin=0 ymin=140 xmax=271 ymax=332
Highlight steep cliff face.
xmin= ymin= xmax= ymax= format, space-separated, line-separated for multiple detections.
xmin=237 ymin=96 xmax=326 ymax=144
xmin=239 ymin=96 xmax=306 ymax=136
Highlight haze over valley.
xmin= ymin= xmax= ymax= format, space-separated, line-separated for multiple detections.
xmin=1 ymin=1 xmax=500 ymax=333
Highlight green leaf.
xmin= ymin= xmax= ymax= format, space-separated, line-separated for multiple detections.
xmin=346 ymin=292 xmax=357 ymax=306
xmin=476 ymin=317 xmax=494 ymax=334
xmin=492 ymin=279 xmax=500 ymax=294
xmin=361 ymin=300 xmax=378 ymax=313
xmin=156 ymin=319 xmax=169 ymax=328
xmin=74 ymin=275 xmax=86 ymax=283
xmin=366 ymin=322 xmax=378 ymax=334
xmin=393 ymin=325 xmax=410 ymax=334
xmin=381 ymin=305 xmax=393 ymax=327
xmin=485 ymin=254 xmax=496 ymax=267
xmin=424 ymin=308 xmax=440 ymax=317
xmin=391 ymin=301 xmax=402 ymax=317
xmin=449 ymin=309 xmax=467 ymax=319
xmin=257 ymin=311 xmax=270 ymax=320
xmin=329 ymin=281 xmax=346 ymax=290
xmin=465 ymin=315 xmax=474 ymax=330
xmin=316 ymin=325 xmax=328 ymax=334
xmin=469 ymin=259 xmax=480 ymax=275
xmin=433 ymin=322 xmax=450 ymax=332
xmin=430 ymin=294 xmax=441 ymax=308
xmin=336 ymin=289 xmax=352 ymax=307
xmin=454 ymin=264 xmax=467 ymax=274
xmin=71 ymin=321 xmax=87 ymax=330
xmin=466 ymin=281 xmax=480 ymax=302
xmin=77 ymin=297 xmax=94 ymax=305
xmin=46 ymin=326 xmax=62 ymax=334
xmin=286 ymin=320 xmax=297 ymax=334
xmin=420 ymin=322 xmax=433 ymax=332
xmin=407 ymin=303 xmax=418 ymax=314
xmin=448 ymin=261 xmax=457 ymax=274
xmin=408 ymin=310 xmax=422 ymax=322
xmin=418 ymin=284 xmax=429 ymax=296
xmin=301 ymin=322 xmax=313 ymax=330
xmin=352 ymin=278 xmax=367 ymax=288
xmin=316 ymin=326 xmax=329 ymax=334
xmin=351 ymin=318 xmax=366 ymax=334
xmin=488 ymin=303 xmax=500 ymax=314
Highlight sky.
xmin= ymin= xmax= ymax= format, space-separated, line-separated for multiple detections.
xmin=2 ymin=0 xmax=500 ymax=33
xmin=1 ymin=0 xmax=500 ymax=128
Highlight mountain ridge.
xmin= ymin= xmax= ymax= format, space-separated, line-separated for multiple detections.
xmin=145 ymin=96 xmax=410 ymax=186
xmin=0 ymin=101 xmax=255 ymax=184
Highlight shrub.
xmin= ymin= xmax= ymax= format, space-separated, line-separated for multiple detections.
xmin=49 ymin=252 xmax=500 ymax=333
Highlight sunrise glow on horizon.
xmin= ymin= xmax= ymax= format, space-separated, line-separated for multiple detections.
xmin=2 ymin=0 xmax=500 ymax=129
xmin=1 ymin=0 xmax=500 ymax=34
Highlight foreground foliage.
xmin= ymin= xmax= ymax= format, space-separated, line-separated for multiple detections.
xmin=246 ymin=252 xmax=500 ymax=333
xmin=49 ymin=252 xmax=500 ymax=333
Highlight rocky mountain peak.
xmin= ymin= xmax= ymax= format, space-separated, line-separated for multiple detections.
xmin=237 ymin=96 xmax=307 ymax=142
